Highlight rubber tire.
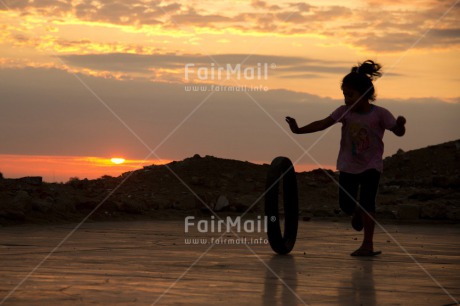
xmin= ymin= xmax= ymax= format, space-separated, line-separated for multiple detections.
xmin=264 ymin=157 xmax=299 ymax=255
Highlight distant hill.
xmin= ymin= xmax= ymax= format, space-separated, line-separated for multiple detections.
xmin=1 ymin=140 xmax=459 ymax=225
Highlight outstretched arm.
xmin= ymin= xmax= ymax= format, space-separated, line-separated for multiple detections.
xmin=391 ymin=116 xmax=406 ymax=137
xmin=286 ymin=116 xmax=335 ymax=134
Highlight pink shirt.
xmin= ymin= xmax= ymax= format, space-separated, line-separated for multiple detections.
xmin=330 ymin=104 xmax=396 ymax=174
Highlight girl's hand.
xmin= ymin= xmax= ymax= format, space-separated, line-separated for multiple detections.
xmin=396 ymin=116 xmax=406 ymax=126
xmin=392 ymin=116 xmax=406 ymax=137
xmin=285 ymin=116 xmax=299 ymax=133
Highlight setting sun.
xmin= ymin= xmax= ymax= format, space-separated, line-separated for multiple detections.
xmin=110 ymin=158 xmax=125 ymax=165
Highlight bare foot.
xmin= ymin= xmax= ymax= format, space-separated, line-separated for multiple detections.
xmin=350 ymin=248 xmax=382 ymax=256
xmin=351 ymin=242 xmax=381 ymax=256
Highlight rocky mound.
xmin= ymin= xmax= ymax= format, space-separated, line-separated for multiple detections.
xmin=379 ymin=140 xmax=460 ymax=220
xmin=0 ymin=140 xmax=459 ymax=225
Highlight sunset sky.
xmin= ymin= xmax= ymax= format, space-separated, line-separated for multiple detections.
xmin=1 ymin=0 xmax=459 ymax=182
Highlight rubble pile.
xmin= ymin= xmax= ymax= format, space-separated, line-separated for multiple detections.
xmin=1 ymin=140 xmax=459 ymax=225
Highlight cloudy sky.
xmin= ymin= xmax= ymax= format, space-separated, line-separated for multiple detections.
xmin=0 ymin=0 xmax=459 ymax=182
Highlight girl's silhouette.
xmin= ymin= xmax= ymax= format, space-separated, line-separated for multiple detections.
xmin=286 ymin=60 xmax=406 ymax=256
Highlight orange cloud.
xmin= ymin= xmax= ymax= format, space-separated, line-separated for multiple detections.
xmin=1 ymin=0 xmax=459 ymax=53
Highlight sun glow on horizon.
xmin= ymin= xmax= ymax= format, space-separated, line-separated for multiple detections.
xmin=0 ymin=154 xmax=336 ymax=183
xmin=0 ymin=155 xmax=174 ymax=182
xmin=110 ymin=157 xmax=125 ymax=165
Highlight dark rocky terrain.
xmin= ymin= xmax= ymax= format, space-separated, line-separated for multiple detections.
xmin=1 ymin=140 xmax=459 ymax=225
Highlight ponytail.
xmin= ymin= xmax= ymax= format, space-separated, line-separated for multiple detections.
xmin=351 ymin=60 xmax=382 ymax=80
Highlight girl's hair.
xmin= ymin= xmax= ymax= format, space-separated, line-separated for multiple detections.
xmin=341 ymin=60 xmax=382 ymax=101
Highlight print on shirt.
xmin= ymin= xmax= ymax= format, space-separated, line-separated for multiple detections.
xmin=349 ymin=123 xmax=371 ymax=156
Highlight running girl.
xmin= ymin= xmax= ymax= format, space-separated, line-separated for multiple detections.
xmin=286 ymin=60 xmax=406 ymax=256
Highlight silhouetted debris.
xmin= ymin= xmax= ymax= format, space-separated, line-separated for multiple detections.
xmin=0 ymin=140 xmax=459 ymax=225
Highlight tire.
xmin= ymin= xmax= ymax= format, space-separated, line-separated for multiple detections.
xmin=264 ymin=157 xmax=299 ymax=255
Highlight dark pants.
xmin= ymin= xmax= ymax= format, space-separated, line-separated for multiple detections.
xmin=338 ymin=169 xmax=381 ymax=215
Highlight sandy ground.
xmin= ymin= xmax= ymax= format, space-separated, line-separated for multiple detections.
xmin=1 ymin=220 xmax=459 ymax=305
